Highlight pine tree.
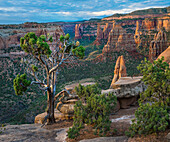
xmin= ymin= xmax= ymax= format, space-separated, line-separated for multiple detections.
xmin=13 ymin=32 xmax=85 ymax=124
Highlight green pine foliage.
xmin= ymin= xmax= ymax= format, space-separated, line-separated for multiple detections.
xmin=137 ymin=57 xmax=170 ymax=105
xmin=68 ymin=84 xmax=117 ymax=139
xmin=75 ymin=83 xmax=101 ymax=102
xmin=126 ymin=103 xmax=169 ymax=137
xmin=20 ymin=32 xmax=52 ymax=58
xmin=13 ymin=74 xmax=31 ymax=96
xmin=126 ymin=57 xmax=170 ymax=137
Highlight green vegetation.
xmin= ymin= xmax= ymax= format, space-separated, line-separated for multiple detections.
xmin=13 ymin=74 xmax=31 ymax=96
xmin=67 ymin=84 xmax=117 ymax=139
xmin=13 ymin=32 xmax=85 ymax=124
xmin=126 ymin=57 xmax=170 ymax=137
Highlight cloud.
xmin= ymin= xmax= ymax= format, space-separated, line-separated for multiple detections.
xmin=0 ymin=0 xmax=169 ymax=24
xmin=0 ymin=7 xmax=26 ymax=12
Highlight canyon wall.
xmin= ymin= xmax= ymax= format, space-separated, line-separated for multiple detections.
xmin=0 ymin=24 xmax=64 ymax=51
xmin=149 ymin=30 xmax=167 ymax=62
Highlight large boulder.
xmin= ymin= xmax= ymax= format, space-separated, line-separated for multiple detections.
xmin=103 ymin=77 xmax=145 ymax=109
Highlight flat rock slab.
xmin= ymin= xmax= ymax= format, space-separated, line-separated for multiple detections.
xmin=35 ymin=109 xmax=73 ymax=124
xmin=65 ymin=82 xmax=95 ymax=90
xmin=113 ymin=77 xmax=142 ymax=87
xmin=0 ymin=124 xmax=68 ymax=142
xmin=79 ymin=136 xmax=128 ymax=142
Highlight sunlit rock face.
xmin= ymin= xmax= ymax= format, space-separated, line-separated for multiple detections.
xmin=157 ymin=46 xmax=170 ymax=66
xmin=149 ymin=30 xmax=167 ymax=62
xmin=110 ymin=55 xmax=127 ymax=87
xmin=102 ymin=23 xmax=136 ymax=53
xmin=74 ymin=24 xmax=82 ymax=39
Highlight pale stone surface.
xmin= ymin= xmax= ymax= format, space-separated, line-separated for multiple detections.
xmin=103 ymin=76 xmax=145 ymax=109
xmin=80 ymin=136 xmax=128 ymax=142
xmin=35 ymin=109 xmax=73 ymax=124
xmin=0 ymin=124 xmax=68 ymax=142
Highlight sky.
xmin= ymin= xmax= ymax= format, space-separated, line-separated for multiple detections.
xmin=0 ymin=0 xmax=169 ymax=24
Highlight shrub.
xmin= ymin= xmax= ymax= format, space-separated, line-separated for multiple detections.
xmin=68 ymin=84 xmax=117 ymax=139
xmin=126 ymin=103 xmax=169 ymax=137
xmin=75 ymin=83 xmax=101 ymax=102
xmin=126 ymin=57 xmax=170 ymax=137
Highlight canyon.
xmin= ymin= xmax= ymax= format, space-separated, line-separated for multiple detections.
xmin=0 ymin=6 xmax=170 ymax=125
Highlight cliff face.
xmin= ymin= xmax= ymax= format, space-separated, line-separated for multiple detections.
xmin=0 ymin=24 xmax=64 ymax=50
xmin=93 ymin=24 xmax=103 ymax=45
xmin=142 ymin=18 xmax=170 ymax=31
xmin=149 ymin=30 xmax=167 ymax=62
xmin=102 ymin=23 xmax=113 ymax=39
xmin=102 ymin=23 xmax=136 ymax=53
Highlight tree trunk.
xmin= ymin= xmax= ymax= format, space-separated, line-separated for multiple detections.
xmin=46 ymin=90 xmax=55 ymax=124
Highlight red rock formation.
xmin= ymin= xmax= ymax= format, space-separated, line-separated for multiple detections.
xmin=93 ymin=24 xmax=103 ymax=45
xmin=157 ymin=46 xmax=170 ymax=66
xmin=102 ymin=23 xmax=136 ymax=53
xmin=142 ymin=19 xmax=157 ymax=30
xmin=110 ymin=55 xmax=127 ymax=88
xmin=74 ymin=24 xmax=82 ymax=39
xmin=134 ymin=21 xmax=142 ymax=45
xmin=149 ymin=30 xmax=167 ymax=62
xmin=0 ymin=26 xmax=64 ymax=50
xmin=102 ymin=23 xmax=113 ymax=39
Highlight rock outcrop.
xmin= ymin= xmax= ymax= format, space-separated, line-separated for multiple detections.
xmin=157 ymin=46 xmax=170 ymax=65
xmin=93 ymin=24 xmax=103 ymax=45
xmin=134 ymin=21 xmax=142 ymax=45
xmin=110 ymin=55 xmax=127 ymax=87
xmin=102 ymin=23 xmax=136 ymax=53
xmin=149 ymin=30 xmax=167 ymax=62
xmin=75 ymin=24 xmax=82 ymax=39
xmin=102 ymin=23 xmax=113 ymax=39
xmin=35 ymin=82 xmax=95 ymax=123
xmin=103 ymin=76 xmax=145 ymax=109
xmin=0 ymin=124 xmax=69 ymax=142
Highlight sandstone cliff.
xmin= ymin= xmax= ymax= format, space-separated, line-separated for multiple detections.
xmin=93 ymin=24 xmax=103 ymax=45
xmin=149 ymin=30 xmax=167 ymax=62
xmin=102 ymin=23 xmax=136 ymax=53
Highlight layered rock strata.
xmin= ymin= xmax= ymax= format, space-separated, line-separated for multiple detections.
xmin=93 ymin=24 xmax=103 ymax=45
xmin=102 ymin=23 xmax=136 ymax=53
xmin=149 ymin=30 xmax=167 ymax=62
xmin=103 ymin=76 xmax=145 ymax=109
